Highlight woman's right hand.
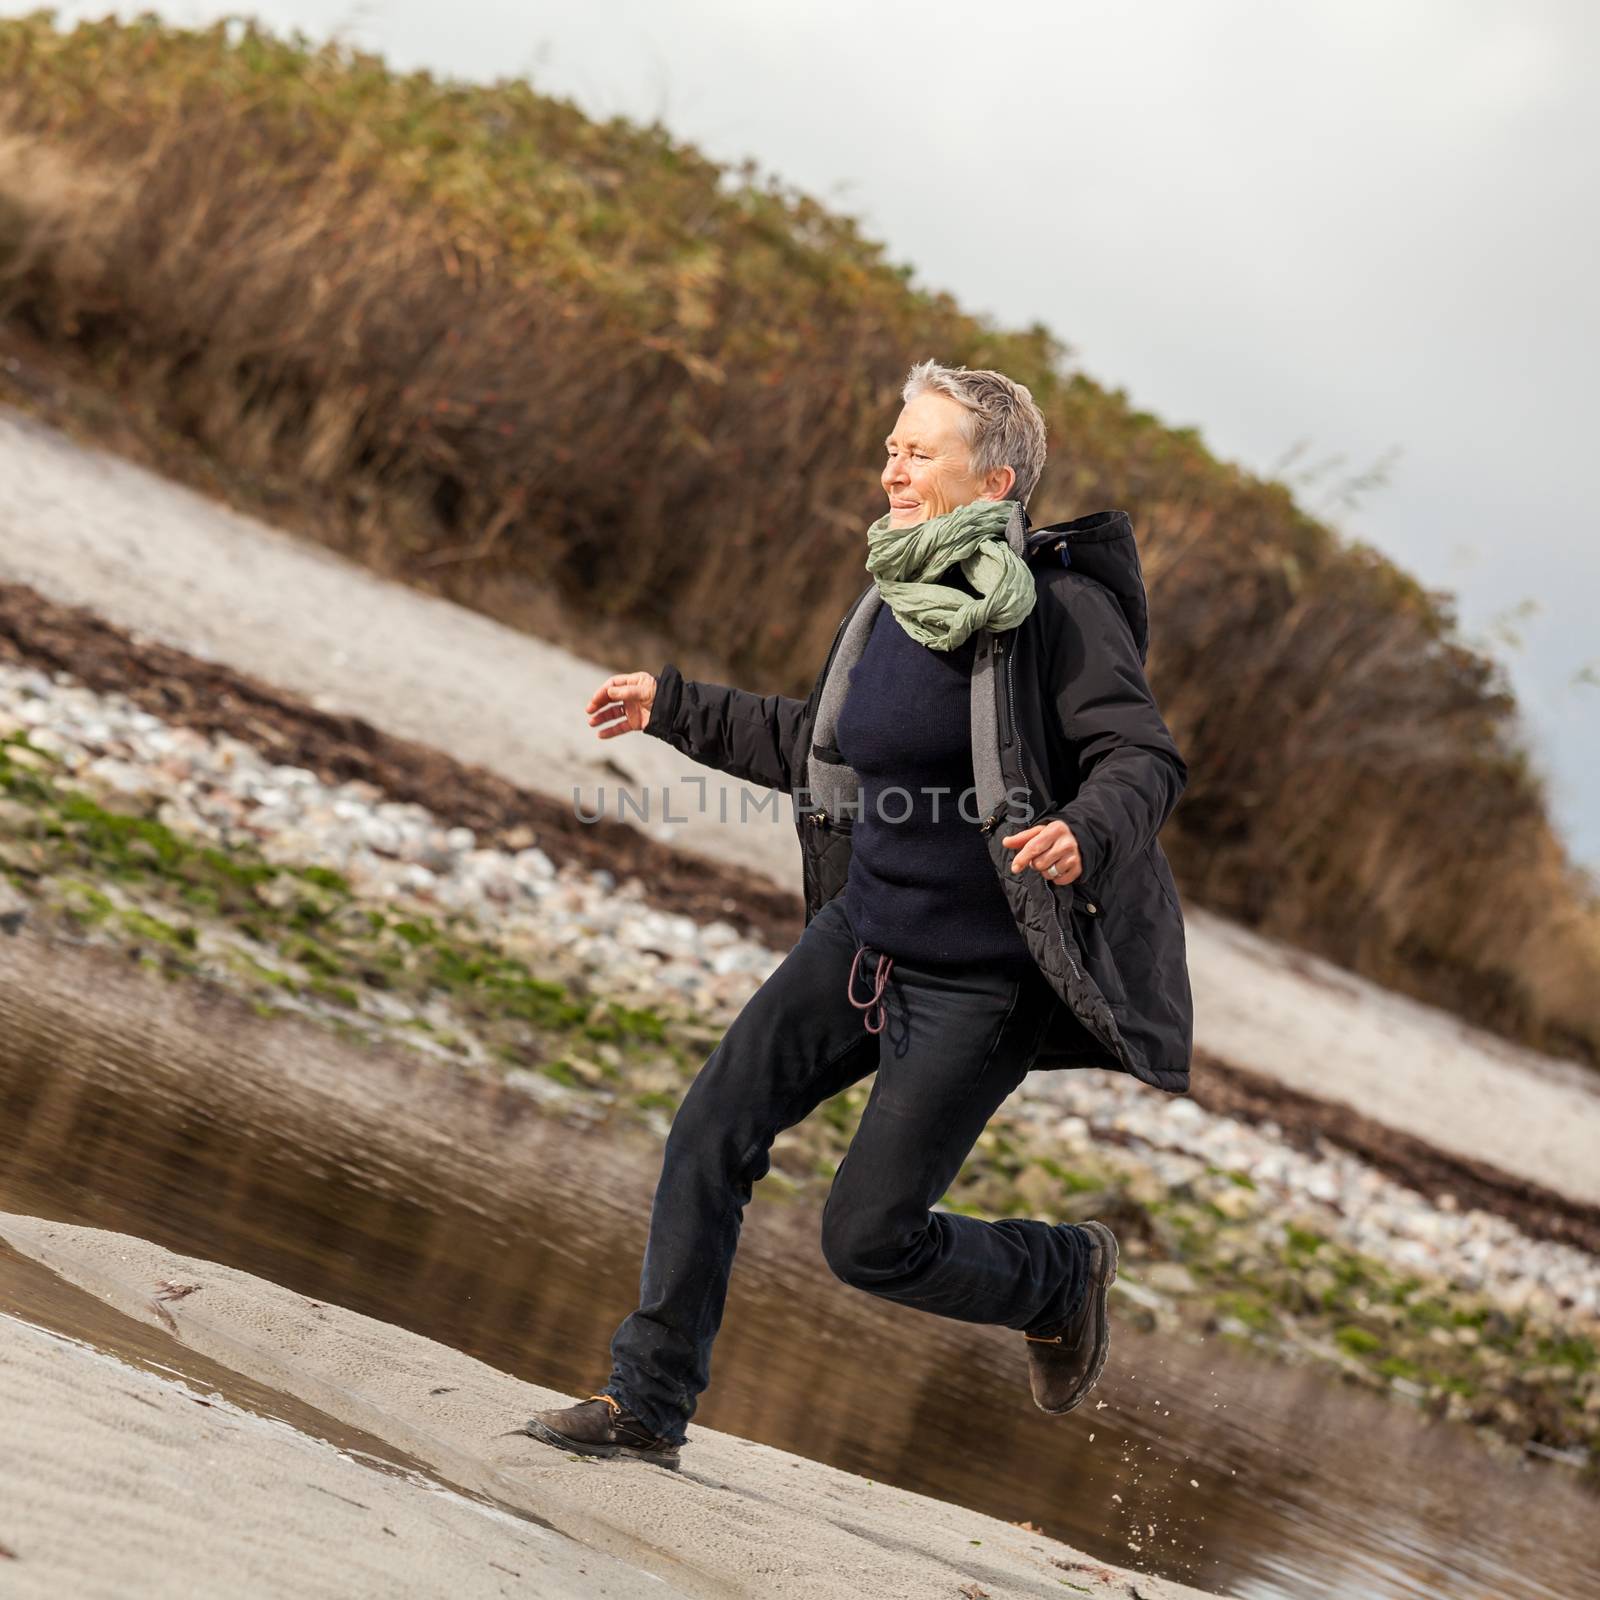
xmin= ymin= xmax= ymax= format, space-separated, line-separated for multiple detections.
xmin=586 ymin=671 xmax=658 ymax=738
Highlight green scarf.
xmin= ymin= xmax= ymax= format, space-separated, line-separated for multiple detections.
xmin=865 ymin=497 xmax=1036 ymax=651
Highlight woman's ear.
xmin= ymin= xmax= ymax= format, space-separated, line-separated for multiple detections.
xmin=984 ymin=463 xmax=1017 ymax=501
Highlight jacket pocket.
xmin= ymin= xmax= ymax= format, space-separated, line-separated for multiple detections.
xmin=1064 ymin=888 xmax=1128 ymax=1007
xmin=801 ymin=808 xmax=853 ymax=919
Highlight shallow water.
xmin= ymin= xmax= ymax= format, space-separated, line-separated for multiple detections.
xmin=0 ymin=978 xmax=1594 ymax=1600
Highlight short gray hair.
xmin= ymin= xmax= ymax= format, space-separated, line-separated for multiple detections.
xmin=902 ymin=358 xmax=1049 ymax=504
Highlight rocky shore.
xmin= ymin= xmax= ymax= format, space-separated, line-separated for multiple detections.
xmin=3 ymin=658 xmax=1596 ymax=1470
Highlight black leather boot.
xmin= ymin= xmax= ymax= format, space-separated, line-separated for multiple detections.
xmin=522 ymin=1393 xmax=682 ymax=1469
xmin=1024 ymin=1220 xmax=1119 ymax=1414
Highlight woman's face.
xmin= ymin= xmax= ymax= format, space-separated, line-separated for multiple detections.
xmin=881 ymin=392 xmax=1011 ymax=527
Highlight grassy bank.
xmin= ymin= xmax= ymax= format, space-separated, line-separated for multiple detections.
xmin=3 ymin=725 xmax=1596 ymax=1468
xmin=0 ymin=12 xmax=1596 ymax=1072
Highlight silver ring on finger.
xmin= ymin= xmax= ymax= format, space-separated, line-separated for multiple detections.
xmin=1045 ymin=864 xmax=1059 ymax=878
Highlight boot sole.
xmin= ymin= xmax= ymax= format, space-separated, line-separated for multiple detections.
xmin=522 ymin=1416 xmax=682 ymax=1470
xmin=1035 ymin=1220 xmax=1119 ymax=1416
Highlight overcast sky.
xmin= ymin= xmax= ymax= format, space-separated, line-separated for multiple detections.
xmin=31 ymin=0 xmax=1600 ymax=866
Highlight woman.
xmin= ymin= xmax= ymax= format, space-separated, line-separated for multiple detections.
xmin=525 ymin=359 xmax=1192 ymax=1470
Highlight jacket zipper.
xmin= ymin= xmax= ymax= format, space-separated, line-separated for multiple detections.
xmin=995 ymin=636 xmax=1015 ymax=749
xmin=1006 ymin=644 xmax=1018 ymax=749
xmin=981 ymin=635 xmax=1017 ymax=837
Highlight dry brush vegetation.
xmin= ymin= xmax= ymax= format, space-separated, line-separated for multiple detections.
xmin=0 ymin=12 xmax=1596 ymax=1066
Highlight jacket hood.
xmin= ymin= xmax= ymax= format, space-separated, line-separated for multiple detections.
xmin=1019 ymin=507 xmax=1151 ymax=665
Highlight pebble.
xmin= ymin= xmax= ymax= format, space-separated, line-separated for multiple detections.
xmin=3 ymin=661 xmax=1597 ymax=1324
xmin=1011 ymin=1073 xmax=1599 ymax=1318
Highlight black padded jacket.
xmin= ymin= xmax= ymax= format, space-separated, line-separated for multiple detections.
xmin=642 ymin=503 xmax=1193 ymax=1093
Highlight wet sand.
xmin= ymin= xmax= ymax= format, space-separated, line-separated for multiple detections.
xmin=0 ymin=1301 xmax=660 ymax=1599
xmin=0 ymin=1211 xmax=1221 ymax=1600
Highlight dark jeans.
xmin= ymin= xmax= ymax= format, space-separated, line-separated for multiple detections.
xmin=600 ymin=893 xmax=1090 ymax=1446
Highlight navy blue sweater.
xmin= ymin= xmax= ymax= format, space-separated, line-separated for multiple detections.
xmin=834 ymin=567 xmax=1034 ymax=969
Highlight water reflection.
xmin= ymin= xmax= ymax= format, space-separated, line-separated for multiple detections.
xmin=0 ymin=972 xmax=1593 ymax=1599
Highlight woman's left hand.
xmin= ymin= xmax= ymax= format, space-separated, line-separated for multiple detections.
xmin=1002 ymin=819 xmax=1083 ymax=883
